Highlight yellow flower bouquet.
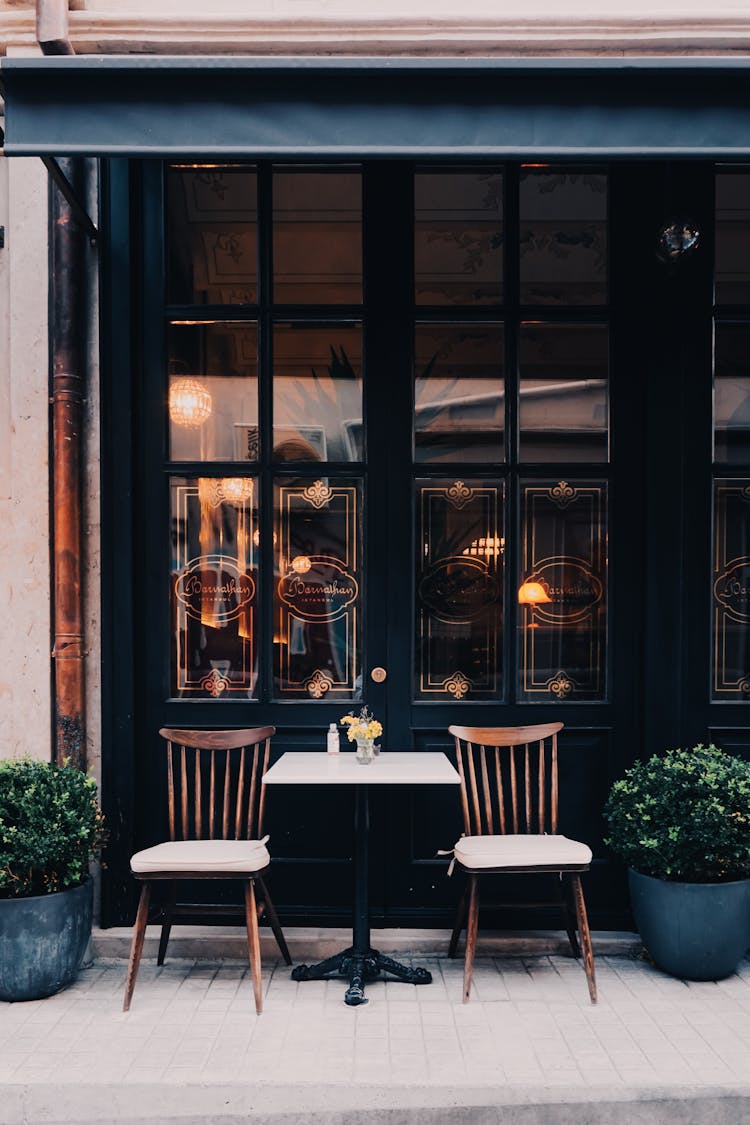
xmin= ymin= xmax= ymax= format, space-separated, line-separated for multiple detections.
xmin=340 ymin=707 xmax=382 ymax=764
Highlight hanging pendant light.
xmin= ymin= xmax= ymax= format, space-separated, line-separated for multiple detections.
xmin=169 ymin=377 xmax=213 ymax=427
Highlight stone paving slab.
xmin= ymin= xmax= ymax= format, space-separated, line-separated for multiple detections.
xmin=1 ymin=951 xmax=749 ymax=1124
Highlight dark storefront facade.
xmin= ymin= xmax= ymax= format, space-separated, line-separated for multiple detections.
xmin=4 ymin=57 xmax=750 ymax=931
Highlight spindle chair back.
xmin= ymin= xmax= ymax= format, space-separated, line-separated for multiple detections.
xmin=161 ymin=726 xmax=273 ymax=844
xmin=450 ymin=722 xmax=562 ymax=841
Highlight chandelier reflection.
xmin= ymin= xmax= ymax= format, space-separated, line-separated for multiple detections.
xmin=220 ymin=478 xmax=255 ymax=506
xmin=169 ymin=377 xmax=212 ymax=427
xmin=197 ymin=477 xmax=254 ymax=509
xmin=462 ymin=536 xmax=504 ymax=560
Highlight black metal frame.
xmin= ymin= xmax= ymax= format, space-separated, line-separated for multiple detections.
xmin=99 ymin=157 xmax=733 ymax=931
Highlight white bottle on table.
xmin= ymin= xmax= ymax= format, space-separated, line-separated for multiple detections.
xmin=327 ymin=723 xmax=340 ymax=754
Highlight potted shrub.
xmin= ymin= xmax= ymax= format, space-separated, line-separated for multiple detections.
xmin=604 ymin=744 xmax=750 ymax=980
xmin=0 ymin=757 xmax=106 ymax=1001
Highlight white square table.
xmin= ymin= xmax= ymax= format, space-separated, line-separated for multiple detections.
xmin=263 ymin=751 xmax=460 ymax=1005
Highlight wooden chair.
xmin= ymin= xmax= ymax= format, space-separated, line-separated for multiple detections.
xmin=123 ymin=727 xmax=291 ymax=1014
xmin=447 ymin=723 xmax=596 ymax=1005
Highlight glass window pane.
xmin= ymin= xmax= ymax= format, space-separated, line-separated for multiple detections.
xmin=519 ymin=323 xmax=608 ymax=462
xmin=274 ymin=478 xmax=363 ymax=699
xmin=519 ymin=169 xmax=607 ymax=306
xmin=713 ymin=479 xmax=750 ymax=699
xmin=415 ymin=324 xmax=504 ymax=463
xmin=170 ymin=476 xmax=258 ymax=699
xmin=167 ymin=166 xmax=257 ymax=306
xmin=518 ymin=479 xmax=607 ymax=702
xmin=415 ymin=479 xmax=504 ymax=701
xmin=715 ymin=324 xmax=750 ymax=463
xmin=273 ymin=323 xmax=362 ymax=462
xmin=168 ymin=322 xmax=258 ymax=462
xmin=716 ymin=172 xmax=750 ymax=305
xmin=415 ymin=171 xmax=503 ymax=305
xmin=273 ymin=171 xmax=362 ymax=304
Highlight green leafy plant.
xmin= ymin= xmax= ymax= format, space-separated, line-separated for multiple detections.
xmin=604 ymin=745 xmax=750 ymax=883
xmin=0 ymin=758 xmax=106 ymax=899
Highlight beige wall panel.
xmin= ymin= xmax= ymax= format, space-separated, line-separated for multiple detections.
xmin=0 ymin=154 xmax=50 ymax=762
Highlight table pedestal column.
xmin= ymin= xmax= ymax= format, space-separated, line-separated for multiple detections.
xmin=291 ymin=784 xmax=433 ymax=1005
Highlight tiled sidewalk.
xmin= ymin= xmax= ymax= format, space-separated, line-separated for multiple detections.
xmin=1 ymin=949 xmax=750 ymax=1123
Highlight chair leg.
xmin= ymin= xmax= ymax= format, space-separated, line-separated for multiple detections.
xmin=560 ymin=875 xmax=581 ymax=960
xmin=463 ymin=875 xmax=480 ymax=1004
xmin=244 ymin=879 xmax=263 ymax=1015
xmin=123 ymin=882 xmax=151 ymax=1012
xmin=448 ymin=882 xmax=468 ymax=958
xmin=571 ymin=874 xmax=597 ymax=1004
xmin=157 ymin=881 xmax=176 ymax=966
xmin=256 ymin=875 xmax=292 ymax=966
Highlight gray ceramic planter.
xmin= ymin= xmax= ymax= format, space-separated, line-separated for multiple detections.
xmin=0 ymin=878 xmax=93 ymax=1002
xmin=629 ymin=868 xmax=750 ymax=981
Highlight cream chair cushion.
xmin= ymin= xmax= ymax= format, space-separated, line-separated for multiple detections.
xmin=454 ymin=833 xmax=592 ymax=870
xmin=130 ymin=839 xmax=270 ymax=874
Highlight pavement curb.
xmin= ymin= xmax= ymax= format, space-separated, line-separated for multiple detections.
xmin=5 ymin=1082 xmax=750 ymax=1125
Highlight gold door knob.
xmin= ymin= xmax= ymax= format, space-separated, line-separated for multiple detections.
xmin=370 ymin=666 xmax=387 ymax=683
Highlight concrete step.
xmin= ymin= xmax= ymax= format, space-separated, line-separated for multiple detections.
xmin=92 ymin=924 xmax=642 ymax=961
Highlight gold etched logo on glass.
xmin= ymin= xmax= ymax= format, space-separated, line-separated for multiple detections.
xmin=199 ymin=668 xmax=231 ymax=697
xmin=175 ymin=555 xmax=256 ymax=625
xmin=302 ymin=479 xmax=334 ymax=509
xmin=446 ymin=480 xmax=474 ymax=510
xmin=305 ymin=669 xmax=334 ymax=698
xmin=525 ymin=559 xmax=603 ymax=624
xmin=713 ymin=559 xmax=750 ymax=623
xmin=278 ymin=556 xmax=359 ymax=623
xmin=549 ymin=672 xmax=574 ymax=699
xmin=419 ymin=557 xmax=500 ymax=624
xmin=443 ymin=671 xmax=472 ymax=699
xmin=549 ymin=480 xmax=577 ymax=509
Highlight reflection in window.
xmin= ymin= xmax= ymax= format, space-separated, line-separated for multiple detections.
xmin=170 ymin=477 xmax=258 ymax=699
xmin=273 ymin=171 xmax=362 ymax=304
xmin=415 ymin=171 xmax=503 ymax=305
xmin=519 ymin=480 xmax=607 ymax=702
xmin=716 ymin=172 xmax=750 ymax=306
xmin=274 ymin=478 xmax=362 ymax=699
xmin=415 ymin=324 xmax=504 ymax=463
xmin=715 ymin=324 xmax=750 ymax=463
xmin=415 ymin=479 xmax=504 ymax=700
xmin=273 ymin=324 xmax=362 ymax=462
xmin=519 ymin=323 xmax=608 ymax=462
xmin=168 ymin=322 xmax=258 ymax=462
xmin=167 ymin=166 xmax=258 ymax=306
xmin=519 ymin=170 xmax=607 ymax=306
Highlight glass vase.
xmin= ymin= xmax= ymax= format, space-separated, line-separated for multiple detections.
xmin=354 ymin=737 xmax=376 ymax=765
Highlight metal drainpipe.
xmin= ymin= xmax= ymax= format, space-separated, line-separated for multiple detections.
xmin=37 ymin=0 xmax=74 ymax=56
xmin=38 ymin=1 xmax=88 ymax=766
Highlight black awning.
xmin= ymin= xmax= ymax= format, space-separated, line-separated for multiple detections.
xmin=3 ymin=55 xmax=750 ymax=158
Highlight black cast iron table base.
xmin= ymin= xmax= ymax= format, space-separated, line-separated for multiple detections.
xmin=291 ymin=783 xmax=434 ymax=1005
xmin=292 ymin=946 xmax=432 ymax=1006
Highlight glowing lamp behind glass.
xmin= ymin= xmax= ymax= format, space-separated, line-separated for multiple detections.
xmin=517 ymin=581 xmax=551 ymax=606
xmin=169 ymin=377 xmax=213 ymax=427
